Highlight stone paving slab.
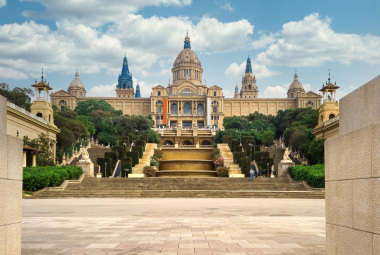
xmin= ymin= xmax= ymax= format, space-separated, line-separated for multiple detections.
xmin=22 ymin=198 xmax=325 ymax=254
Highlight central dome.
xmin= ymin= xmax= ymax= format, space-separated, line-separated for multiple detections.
xmin=172 ymin=33 xmax=203 ymax=85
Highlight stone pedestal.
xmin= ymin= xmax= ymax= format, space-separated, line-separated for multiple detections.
xmin=278 ymin=160 xmax=294 ymax=177
xmin=76 ymin=160 xmax=94 ymax=177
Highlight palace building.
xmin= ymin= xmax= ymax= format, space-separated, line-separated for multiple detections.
xmin=51 ymin=34 xmax=321 ymax=128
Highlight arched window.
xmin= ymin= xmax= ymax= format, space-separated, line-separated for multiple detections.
xmin=249 ymin=84 xmax=251 ymax=89
xmin=183 ymin=102 xmax=191 ymax=114
xmin=171 ymin=103 xmax=178 ymax=114
xmin=197 ymin=104 xmax=204 ymax=115
xmin=214 ymin=92 xmax=216 ymax=96
xmin=36 ymin=112 xmax=42 ymax=118
xmin=158 ymin=91 xmax=161 ymax=96
xmin=329 ymin=114 xmax=335 ymax=120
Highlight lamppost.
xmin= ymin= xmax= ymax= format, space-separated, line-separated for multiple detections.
xmin=248 ymin=143 xmax=254 ymax=160
xmin=105 ymin=162 xmax=107 ymax=178
xmin=267 ymin=162 xmax=269 ymax=177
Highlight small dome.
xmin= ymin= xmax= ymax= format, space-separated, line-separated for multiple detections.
xmin=69 ymin=70 xmax=84 ymax=88
xmin=289 ymin=72 xmax=304 ymax=90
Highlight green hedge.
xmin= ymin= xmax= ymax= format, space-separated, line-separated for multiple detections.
xmin=254 ymin=151 xmax=273 ymax=172
xmin=288 ymin=164 xmax=325 ymax=188
xmin=121 ymin=157 xmax=133 ymax=177
xmin=23 ymin=166 xmax=83 ymax=192
xmin=126 ymin=151 xmax=139 ymax=166
xmin=132 ymin=145 xmax=144 ymax=158
xmin=135 ymin=140 xmax=146 ymax=151
xmin=111 ymin=146 xmax=126 ymax=160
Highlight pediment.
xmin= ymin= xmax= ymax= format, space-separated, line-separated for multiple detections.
xmin=50 ymin=90 xmax=73 ymax=97
xmin=152 ymin=85 xmax=166 ymax=90
xmin=299 ymin=91 xmax=322 ymax=98
xmin=209 ymin=85 xmax=222 ymax=90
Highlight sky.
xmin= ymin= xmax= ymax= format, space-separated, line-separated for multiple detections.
xmin=0 ymin=0 xmax=379 ymax=101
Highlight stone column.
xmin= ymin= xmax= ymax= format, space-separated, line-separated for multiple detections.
xmin=0 ymin=95 xmax=23 ymax=254
xmin=23 ymin=152 xmax=27 ymax=167
xmin=32 ymin=154 xmax=37 ymax=167
xmin=325 ymin=75 xmax=380 ymax=255
xmin=277 ymin=160 xmax=294 ymax=177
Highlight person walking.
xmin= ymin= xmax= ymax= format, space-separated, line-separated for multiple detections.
xmin=250 ymin=160 xmax=255 ymax=181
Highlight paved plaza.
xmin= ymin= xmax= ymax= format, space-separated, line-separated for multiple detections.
xmin=22 ymin=198 xmax=326 ymax=254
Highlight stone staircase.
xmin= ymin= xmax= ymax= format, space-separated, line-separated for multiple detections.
xmin=217 ymin=143 xmax=243 ymax=177
xmin=30 ymin=177 xmax=325 ymax=199
xmin=131 ymin=143 xmax=158 ymax=175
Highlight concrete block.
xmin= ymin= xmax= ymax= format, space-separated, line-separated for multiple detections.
xmin=353 ymin=178 xmax=380 ymax=234
xmin=325 ymin=180 xmax=353 ymax=228
xmin=373 ymin=124 xmax=380 ymax=177
xmin=0 ymin=226 xmax=5 ymax=255
xmin=0 ymin=179 xmax=22 ymax=225
xmin=7 ymin=135 xmax=23 ymax=181
xmin=325 ymin=136 xmax=338 ymax=182
xmin=374 ymin=234 xmax=380 ymax=255
xmin=0 ymin=96 xmax=6 ymax=135
xmin=0 ymin=134 xmax=7 ymax=179
xmin=326 ymin=224 xmax=372 ymax=255
xmin=328 ymin=126 xmax=372 ymax=181
xmin=6 ymin=223 xmax=21 ymax=255
xmin=340 ymin=75 xmax=380 ymax=135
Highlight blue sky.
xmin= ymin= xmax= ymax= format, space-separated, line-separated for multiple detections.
xmin=0 ymin=0 xmax=379 ymax=100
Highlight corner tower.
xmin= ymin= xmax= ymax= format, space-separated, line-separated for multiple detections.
xmin=316 ymin=73 xmax=340 ymax=128
xmin=116 ymin=55 xmax=135 ymax=98
xmin=240 ymin=56 xmax=258 ymax=98
xmin=171 ymin=33 xmax=203 ymax=86
xmin=30 ymin=69 xmax=57 ymax=127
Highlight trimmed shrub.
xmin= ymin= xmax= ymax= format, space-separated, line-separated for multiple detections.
xmin=212 ymin=143 xmax=218 ymax=148
xmin=233 ymin=152 xmax=245 ymax=166
xmin=23 ymin=166 xmax=83 ymax=192
xmin=216 ymin=166 xmax=230 ymax=177
xmin=288 ymin=164 xmax=325 ymax=188
xmin=153 ymin=149 xmax=163 ymax=159
xmin=231 ymin=139 xmax=239 ymax=152
xmin=112 ymin=146 xmax=126 ymax=160
xmin=254 ymin=151 xmax=273 ymax=173
xmin=135 ymin=140 xmax=146 ymax=151
xmin=132 ymin=145 xmax=144 ymax=158
xmin=126 ymin=151 xmax=139 ymax=166
xmin=121 ymin=157 xmax=133 ymax=177
xmin=150 ymin=156 xmax=159 ymax=167
xmin=118 ymin=140 xmax=128 ymax=147
xmin=240 ymin=157 xmax=251 ymax=177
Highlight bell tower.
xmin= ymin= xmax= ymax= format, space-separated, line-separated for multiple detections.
xmin=30 ymin=69 xmax=57 ymax=127
xmin=316 ymin=71 xmax=340 ymax=128
xmin=240 ymin=56 xmax=258 ymax=99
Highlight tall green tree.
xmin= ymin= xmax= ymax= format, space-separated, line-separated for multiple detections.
xmin=0 ymin=83 xmax=34 ymax=111
xmin=74 ymin=99 xmax=122 ymax=116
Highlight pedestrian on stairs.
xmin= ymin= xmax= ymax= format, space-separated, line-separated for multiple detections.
xmin=250 ymin=160 xmax=255 ymax=181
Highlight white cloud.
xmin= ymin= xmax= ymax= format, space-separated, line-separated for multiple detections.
xmin=225 ymin=61 xmax=279 ymax=79
xmin=217 ymin=1 xmax=233 ymax=12
xmin=0 ymin=0 xmax=6 ymax=8
xmin=223 ymin=89 xmax=234 ymax=98
xmin=256 ymin=13 xmax=380 ymax=67
xmin=22 ymin=0 xmax=193 ymax=27
xmin=251 ymin=33 xmax=279 ymax=49
xmin=260 ymin=85 xmax=287 ymax=98
xmin=0 ymin=66 xmax=28 ymax=79
xmin=87 ymin=83 xmax=117 ymax=97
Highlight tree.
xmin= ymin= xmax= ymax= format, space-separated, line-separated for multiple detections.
xmin=289 ymin=131 xmax=309 ymax=151
xmin=75 ymin=115 xmax=95 ymax=135
xmin=308 ymin=138 xmax=325 ymax=165
xmin=24 ymin=134 xmax=55 ymax=166
xmin=223 ymin=116 xmax=249 ymax=130
xmin=0 ymin=83 xmax=34 ymax=111
xmin=261 ymin=130 xmax=274 ymax=147
xmin=74 ymin=99 xmax=122 ymax=116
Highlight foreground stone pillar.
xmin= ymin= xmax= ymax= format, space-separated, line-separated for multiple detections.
xmin=0 ymin=95 xmax=23 ymax=254
xmin=76 ymin=160 xmax=94 ymax=177
xmin=325 ymin=75 xmax=380 ymax=255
